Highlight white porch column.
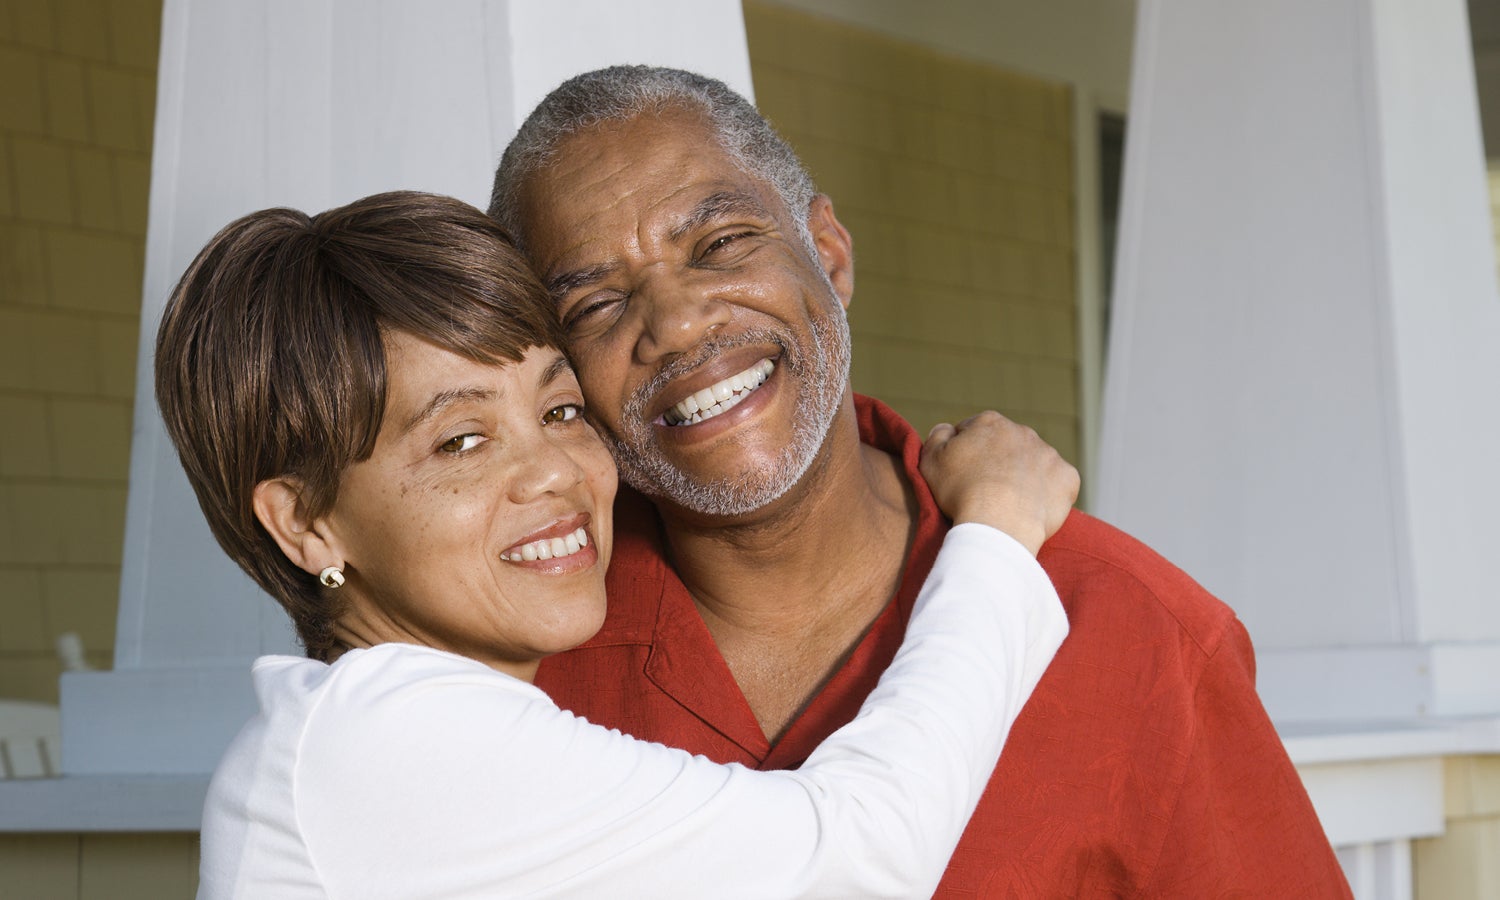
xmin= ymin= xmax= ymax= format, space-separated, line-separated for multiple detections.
xmin=62 ymin=0 xmax=753 ymax=780
xmin=1100 ymin=0 xmax=1500 ymax=723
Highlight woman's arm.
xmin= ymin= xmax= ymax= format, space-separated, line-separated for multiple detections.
xmin=295 ymin=530 xmax=1060 ymax=899
xmin=292 ymin=414 xmax=1071 ymax=899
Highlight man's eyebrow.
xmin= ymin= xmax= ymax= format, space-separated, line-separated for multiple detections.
xmin=545 ymin=262 xmax=617 ymax=301
xmin=400 ymin=387 xmax=497 ymax=436
xmin=667 ymin=190 xmax=771 ymax=244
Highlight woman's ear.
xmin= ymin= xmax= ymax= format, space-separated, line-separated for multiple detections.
xmin=806 ymin=194 xmax=854 ymax=310
xmin=252 ymin=477 xmax=339 ymax=577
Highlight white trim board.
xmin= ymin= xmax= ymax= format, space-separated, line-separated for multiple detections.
xmin=1260 ymin=643 xmax=1500 ymax=723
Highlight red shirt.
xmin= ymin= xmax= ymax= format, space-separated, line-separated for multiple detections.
xmin=536 ymin=396 xmax=1352 ymax=898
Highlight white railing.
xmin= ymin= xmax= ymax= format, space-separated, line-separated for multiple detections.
xmin=0 ymin=701 xmax=61 ymax=780
xmin=1286 ymin=716 xmax=1500 ymax=900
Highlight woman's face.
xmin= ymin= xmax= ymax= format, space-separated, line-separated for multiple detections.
xmin=322 ymin=332 xmax=617 ymax=680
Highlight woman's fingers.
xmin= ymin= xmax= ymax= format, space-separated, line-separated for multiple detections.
xmin=919 ymin=411 xmax=1080 ymax=555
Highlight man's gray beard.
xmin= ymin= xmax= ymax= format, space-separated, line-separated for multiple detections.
xmin=601 ymin=308 xmax=852 ymax=518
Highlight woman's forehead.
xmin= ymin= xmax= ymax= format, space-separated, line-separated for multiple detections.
xmin=383 ymin=334 xmax=570 ymax=402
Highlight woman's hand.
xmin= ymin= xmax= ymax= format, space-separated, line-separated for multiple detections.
xmin=920 ymin=411 xmax=1080 ymax=556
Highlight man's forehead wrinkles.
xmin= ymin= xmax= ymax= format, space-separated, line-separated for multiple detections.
xmin=535 ymin=120 xmax=760 ymax=295
xmin=552 ymin=180 xmax=715 ymax=263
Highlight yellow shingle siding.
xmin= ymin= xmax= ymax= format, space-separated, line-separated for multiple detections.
xmin=0 ymin=0 xmax=160 ymax=703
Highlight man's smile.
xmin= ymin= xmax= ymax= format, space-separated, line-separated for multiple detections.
xmin=661 ymin=358 xmax=775 ymax=426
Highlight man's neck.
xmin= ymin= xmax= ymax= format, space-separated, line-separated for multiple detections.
xmin=654 ymin=406 xmax=918 ymax=742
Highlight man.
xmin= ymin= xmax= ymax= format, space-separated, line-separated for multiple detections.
xmin=490 ymin=65 xmax=1350 ymax=897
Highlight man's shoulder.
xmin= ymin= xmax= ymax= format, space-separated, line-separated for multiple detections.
xmin=851 ymin=391 xmax=1242 ymax=661
xmin=1040 ymin=510 xmax=1242 ymax=661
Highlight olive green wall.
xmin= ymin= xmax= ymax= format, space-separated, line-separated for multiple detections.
xmin=745 ymin=1 xmax=1080 ymax=464
xmin=0 ymin=0 xmax=158 ymax=704
xmin=0 ymin=833 xmax=197 ymax=900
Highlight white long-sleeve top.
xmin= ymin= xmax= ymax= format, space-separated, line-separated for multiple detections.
xmin=198 ymin=523 xmax=1067 ymax=899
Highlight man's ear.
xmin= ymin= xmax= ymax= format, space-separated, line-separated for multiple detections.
xmin=806 ymin=194 xmax=854 ymax=310
xmin=252 ymin=477 xmax=340 ymax=577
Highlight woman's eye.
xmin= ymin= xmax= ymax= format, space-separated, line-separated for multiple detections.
xmin=543 ymin=404 xmax=582 ymax=424
xmin=439 ymin=433 xmax=484 ymax=454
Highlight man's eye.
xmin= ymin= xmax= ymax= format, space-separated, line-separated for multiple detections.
xmin=563 ymin=295 xmax=623 ymax=332
xmin=439 ymin=433 xmax=484 ymax=454
xmin=543 ymin=404 xmax=582 ymax=424
xmin=703 ymin=232 xmax=750 ymax=257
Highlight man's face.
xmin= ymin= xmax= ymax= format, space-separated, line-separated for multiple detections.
xmin=517 ymin=110 xmax=855 ymax=518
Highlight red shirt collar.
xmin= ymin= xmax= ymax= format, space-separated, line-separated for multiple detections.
xmin=579 ymin=395 xmax=950 ymax=764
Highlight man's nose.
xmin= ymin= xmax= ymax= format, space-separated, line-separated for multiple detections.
xmin=634 ymin=273 xmax=732 ymax=364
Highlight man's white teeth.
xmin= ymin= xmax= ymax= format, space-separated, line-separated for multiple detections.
xmin=502 ymin=527 xmax=589 ymax=563
xmin=664 ymin=359 xmax=775 ymax=426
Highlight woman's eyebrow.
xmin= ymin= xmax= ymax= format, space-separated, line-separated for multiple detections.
xmin=400 ymin=387 xmax=497 ymax=435
xmin=538 ymin=354 xmax=575 ymax=389
xmin=668 ymin=190 xmax=769 ymax=243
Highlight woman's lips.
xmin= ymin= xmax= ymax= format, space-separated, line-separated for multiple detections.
xmin=500 ymin=526 xmax=590 ymax=563
xmin=500 ymin=512 xmax=596 ymax=568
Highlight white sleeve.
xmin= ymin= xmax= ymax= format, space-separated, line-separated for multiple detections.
xmin=297 ymin=523 xmax=1066 ymax=900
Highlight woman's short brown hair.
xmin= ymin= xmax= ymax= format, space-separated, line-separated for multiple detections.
xmin=154 ymin=191 xmax=566 ymax=660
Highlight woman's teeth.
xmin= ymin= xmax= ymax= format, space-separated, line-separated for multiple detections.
xmin=663 ymin=359 xmax=775 ymax=426
xmin=502 ymin=527 xmax=590 ymax=563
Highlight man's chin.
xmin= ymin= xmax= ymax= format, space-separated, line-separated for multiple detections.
xmin=602 ymin=428 xmax=808 ymax=518
xmin=618 ymin=461 xmax=801 ymax=519
xmin=606 ymin=347 xmax=849 ymax=519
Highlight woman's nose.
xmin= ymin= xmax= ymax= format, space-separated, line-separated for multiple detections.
xmin=507 ymin=433 xmax=587 ymax=504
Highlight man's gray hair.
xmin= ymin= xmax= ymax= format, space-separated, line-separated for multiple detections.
xmin=488 ymin=65 xmax=816 ymax=251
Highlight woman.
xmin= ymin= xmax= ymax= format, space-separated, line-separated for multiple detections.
xmin=158 ymin=191 xmax=1075 ymax=899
